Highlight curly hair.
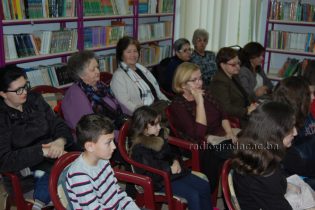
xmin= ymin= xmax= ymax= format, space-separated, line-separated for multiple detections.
xmin=273 ymin=76 xmax=310 ymax=129
xmin=231 ymin=101 xmax=295 ymax=176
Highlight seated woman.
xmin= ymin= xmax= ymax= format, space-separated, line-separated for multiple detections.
xmin=209 ymin=47 xmax=257 ymax=127
xmin=110 ymin=36 xmax=168 ymax=115
xmin=62 ymin=50 xmax=127 ymax=132
xmin=190 ymin=28 xmax=217 ymax=87
xmin=273 ymin=76 xmax=315 ymax=188
xmin=169 ymin=62 xmax=239 ymax=189
xmin=238 ymin=42 xmax=273 ymax=101
xmin=0 ymin=65 xmax=74 ymax=209
xmin=164 ymin=38 xmax=192 ymax=93
xmin=129 ymin=106 xmax=213 ymax=210
xmin=232 ymin=101 xmax=297 ymax=210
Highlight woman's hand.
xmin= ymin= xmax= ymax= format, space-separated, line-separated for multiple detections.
xmin=42 ymin=138 xmax=66 ymax=159
xmin=247 ymin=102 xmax=258 ymax=115
xmin=255 ymin=86 xmax=268 ymax=97
xmin=226 ymin=131 xmax=238 ymax=144
xmin=191 ymin=88 xmax=205 ymax=105
xmin=170 ymin=160 xmax=182 ymax=174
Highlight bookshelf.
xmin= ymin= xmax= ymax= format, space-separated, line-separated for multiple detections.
xmin=0 ymin=0 xmax=175 ymax=87
xmin=263 ymin=0 xmax=315 ymax=80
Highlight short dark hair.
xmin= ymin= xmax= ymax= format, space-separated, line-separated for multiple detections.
xmin=273 ymin=76 xmax=311 ymax=129
xmin=232 ymin=101 xmax=295 ymax=176
xmin=116 ymin=36 xmax=141 ymax=63
xmin=128 ymin=106 xmax=161 ymax=138
xmin=0 ymin=65 xmax=26 ymax=92
xmin=239 ymin=42 xmax=265 ymax=71
xmin=173 ymin=38 xmax=190 ymax=52
xmin=216 ymin=47 xmax=239 ymax=70
xmin=76 ymin=114 xmax=114 ymax=149
xmin=67 ymin=50 xmax=96 ymax=81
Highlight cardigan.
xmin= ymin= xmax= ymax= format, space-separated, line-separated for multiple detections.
xmin=66 ymin=154 xmax=139 ymax=210
xmin=110 ymin=63 xmax=168 ymax=114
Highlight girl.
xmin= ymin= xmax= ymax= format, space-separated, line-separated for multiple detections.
xmin=129 ymin=106 xmax=213 ymax=210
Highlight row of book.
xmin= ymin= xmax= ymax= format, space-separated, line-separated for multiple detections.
xmin=269 ymin=0 xmax=315 ymax=22
xmin=4 ymin=29 xmax=78 ymax=60
xmin=84 ymin=25 xmax=132 ymax=49
xmin=97 ymin=54 xmax=117 ymax=74
xmin=138 ymin=21 xmax=172 ymax=41
xmin=139 ymin=44 xmax=171 ymax=66
xmin=25 ymin=63 xmax=73 ymax=87
xmin=83 ymin=0 xmax=132 ymax=16
xmin=139 ymin=0 xmax=174 ymax=14
xmin=278 ymin=58 xmax=315 ymax=78
xmin=1 ymin=0 xmax=76 ymax=20
xmin=267 ymin=30 xmax=315 ymax=53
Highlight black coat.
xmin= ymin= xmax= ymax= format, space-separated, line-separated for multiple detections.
xmin=0 ymin=92 xmax=74 ymax=173
xmin=130 ymin=130 xmax=189 ymax=191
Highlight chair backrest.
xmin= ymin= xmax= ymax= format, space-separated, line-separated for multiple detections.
xmin=118 ymin=121 xmax=176 ymax=209
xmin=221 ymin=159 xmax=241 ymax=210
xmin=100 ymin=72 xmax=113 ymax=85
xmin=49 ymin=152 xmax=156 ymax=210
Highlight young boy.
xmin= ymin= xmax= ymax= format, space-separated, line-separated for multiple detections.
xmin=66 ymin=114 xmax=139 ymax=209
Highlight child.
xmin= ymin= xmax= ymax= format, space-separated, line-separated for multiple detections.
xmin=66 ymin=114 xmax=139 ymax=209
xmin=129 ymin=106 xmax=213 ymax=210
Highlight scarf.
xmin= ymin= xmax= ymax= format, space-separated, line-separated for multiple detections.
xmin=120 ymin=62 xmax=155 ymax=105
xmin=77 ymin=79 xmax=127 ymax=129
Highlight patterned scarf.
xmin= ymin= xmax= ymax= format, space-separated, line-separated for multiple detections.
xmin=119 ymin=62 xmax=155 ymax=105
xmin=77 ymin=79 xmax=127 ymax=129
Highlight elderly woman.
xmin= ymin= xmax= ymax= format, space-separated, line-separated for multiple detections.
xmin=238 ymin=42 xmax=273 ymax=101
xmin=164 ymin=38 xmax=192 ymax=93
xmin=169 ymin=62 xmax=239 ymax=189
xmin=0 ymin=65 xmax=74 ymax=209
xmin=190 ymin=29 xmax=217 ymax=87
xmin=62 ymin=50 xmax=127 ymax=131
xmin=210 ymin=47 xmax=257 ymax=127
xmin=110 ymin=36 xmax=168 ymax=115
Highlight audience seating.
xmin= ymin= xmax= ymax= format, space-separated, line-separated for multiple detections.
xmin=221 ymin=159 xmax=241 ymax=210
xmin=2 ymin=173 xmax=53 ymax=210
xmin=118 ymin=121 xmax=188 ymax=210
xmin=49 ymin=152 xmax=156 ymax=210
xmin=100 ymin=72 xmax=113 ymax=85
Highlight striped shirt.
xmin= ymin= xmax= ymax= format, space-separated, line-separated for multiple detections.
xmin=66 ymin=154 xmax=139 ymax=210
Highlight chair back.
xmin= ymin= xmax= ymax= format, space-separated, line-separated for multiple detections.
xmin=118 ymin=121 xmax=185 ymax=210
xmin=100 ymin=72 xmax=113 ymax=85
xmin=221 ymin=159 xmax=241 ymax=210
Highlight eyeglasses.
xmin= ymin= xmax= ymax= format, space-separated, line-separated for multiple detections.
xmin=179 ymin=48 xmax=193 ymax=53
xmin=6 ymin=82 xmax=31 ymax=95
xmin=196 ymin=38 xmax=208 ymax=43
xmin=225 ymin=62 xmax=241 ymax=67
xmin=187 ymin=77 xmax=202 ymax=83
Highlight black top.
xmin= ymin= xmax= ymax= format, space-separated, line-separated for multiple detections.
xmin=135 ymin=68 xmax=158 ymax=101
xmin=233 ymin=168 xmax=292 ymax=210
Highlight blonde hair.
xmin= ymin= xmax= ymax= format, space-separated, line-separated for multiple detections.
xmin=172 ymin=62 xmax=200 ymax=93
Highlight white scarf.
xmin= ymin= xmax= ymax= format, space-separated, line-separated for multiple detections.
xmin=120 ymin=62 xmax=155 ymax=105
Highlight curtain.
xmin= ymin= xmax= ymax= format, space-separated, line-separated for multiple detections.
xmin=178 ymin=0 xmax=263 ymax=51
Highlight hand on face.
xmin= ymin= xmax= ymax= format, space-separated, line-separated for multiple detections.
xmin=190 ymin=87 xmax=205 ymax=104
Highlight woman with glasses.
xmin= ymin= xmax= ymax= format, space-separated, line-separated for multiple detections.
xmin=238 ymin=42 xmax=273 ymax=101
xmin=190 ymin=29 xmax=217 ymax=87
xmin=0 ymin=65 xmax=74 ymax=209
xmin=169 ymin=62 xmax=239 ymax=190
xmin=210 ymin=47 xmax=257 ymax=127
xmin=163 ymin=38 xmax=192 ymax=93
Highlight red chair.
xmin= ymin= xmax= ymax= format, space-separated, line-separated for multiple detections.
xmin=221 ymin=159 xmax=240 ymax=210
xmin=100 ymin=71 xmax=113 ymax=85
xmin=49 ymin=152 xmax=156 ymax=210
xmin=31 ymin=85 xmax=65 ymax=117
xmin=2 ymin=173 xmax=53 ymax=210
xmin=118 ymin=121 xmax=188 ymax=210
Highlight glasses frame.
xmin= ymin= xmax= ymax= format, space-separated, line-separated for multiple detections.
xmin=6 ymin=81 xmax=31 ymax=95
xmin=187 ymin=77 xmax=203 ymax=83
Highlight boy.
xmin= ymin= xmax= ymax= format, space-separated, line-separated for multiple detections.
xmin=66 ymin=114 xmax=139 ymax=209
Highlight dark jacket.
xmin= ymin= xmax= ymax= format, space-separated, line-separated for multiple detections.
xmin=130 ymin=130 xmax=189 ymax=191
xmin=0 ymin=92 xmax=73 ymax=174
xmin=209 ymin=70 xmax=250 ymax=125
xmin=164 ymin=56 xmax=184 ymax=93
